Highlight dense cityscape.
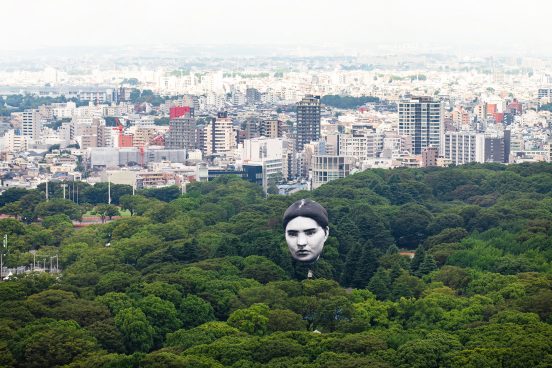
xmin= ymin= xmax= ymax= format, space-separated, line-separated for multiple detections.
xmin=1 ymin=52 xmax=551 ymax=195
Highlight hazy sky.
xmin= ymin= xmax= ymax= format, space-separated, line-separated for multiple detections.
xmin=1 ymin=0 xmax=550 ymax=56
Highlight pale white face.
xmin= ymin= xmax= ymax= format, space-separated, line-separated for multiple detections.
xmin=285 ymin=216 xmax=329 ymax=263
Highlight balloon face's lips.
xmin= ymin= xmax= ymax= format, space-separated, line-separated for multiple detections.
xmin=296 ymin=250 xmax=310 ymax=256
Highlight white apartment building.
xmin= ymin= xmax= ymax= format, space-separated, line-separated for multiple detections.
xmin=242 ymin=137 xmax=284 ymax=162
xmin=443 ymin=131 xmax=485 ymax=165
xmin=51 ymin=102 xmax=76 ymax=119
xmin=444 ymin=130 xmax=510 ymax=165
xmin=22 ymin=109 xmax=41 ymax=141
xmin=339 ymin=132 xmax=377 ymax=162
xmin=398 ymin=96 xmax=443 ymax=154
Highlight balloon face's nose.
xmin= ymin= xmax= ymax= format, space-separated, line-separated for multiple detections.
xmin=297 ymin=232 xmax=308 ymax=247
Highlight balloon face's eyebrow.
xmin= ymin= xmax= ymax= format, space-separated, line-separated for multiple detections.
xmin=287 ymin=227 xmax=317 ymax=235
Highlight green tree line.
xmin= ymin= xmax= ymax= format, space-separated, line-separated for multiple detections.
xmin=321 ymin=95 xmax=380 ymax=109
xmin=0 ymin=163 xmax=551 ymax=367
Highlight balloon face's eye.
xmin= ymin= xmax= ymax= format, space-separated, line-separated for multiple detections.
xmin=305 ymin=229 xmax=317 ymax=236
xmin=287 ymin=230 xmax=298 ymax=237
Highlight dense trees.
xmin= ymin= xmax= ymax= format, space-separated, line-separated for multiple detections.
xmin=321 ymin=95 xmax=380 ymax=109
xmin=0 ymin=164 xmax=552 ymax=366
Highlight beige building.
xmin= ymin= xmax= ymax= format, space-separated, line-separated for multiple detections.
xmin=3 ymin=130 xmax=30 ymax=152
xmin=202 ymin=114 xmax=236 ymax=156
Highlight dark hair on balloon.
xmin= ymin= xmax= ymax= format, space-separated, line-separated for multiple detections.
xmin=282 ymin=199 xmax=329 ymax=230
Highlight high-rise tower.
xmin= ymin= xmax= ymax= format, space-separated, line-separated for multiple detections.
xmin=398 ymin=96 xmax=443 ymax=154
xmin=296 ymin=95 xmax=321 ymax=151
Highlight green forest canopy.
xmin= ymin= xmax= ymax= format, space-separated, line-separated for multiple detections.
xmin=321 ymin=95 xmax=380 ymax=109
xmin=0 ymin=163 xmax=551 ymax=367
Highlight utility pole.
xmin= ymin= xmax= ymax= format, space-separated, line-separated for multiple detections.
xmin=45 ymin=181 xmax=49 ymax=201
xmin=108 ymin=173 xmax=111 ymax=204
xmin=0 ymin=234 xmax=6 ymax=281
xmin=61 ymin=183 xmax=67 ymax=200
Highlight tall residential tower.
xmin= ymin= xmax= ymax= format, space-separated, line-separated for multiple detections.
xmin=296 ymin=95 xmax=321 ymax=151
xmin=398 ymin=96 xmax=443 ymax=154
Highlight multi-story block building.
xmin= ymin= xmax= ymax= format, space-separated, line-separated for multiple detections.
xmin=398 ymin=96 xmax=443 ymax=154
xmin=311 ymin=155 xmax=357 ymax=189
xmin=296 ymin=95 xmax=321 ymax=151
xmin=202 ymin=112 xmax=236 ymax=156
xmin=165 ymin=107 xmax=196 ymax=150
xmin=443 ymin=131 xmax=481 ymax=165
xmin=22 ymin=109 xmax=40 ymax=141
xmin=260 ymin=119 xmax=284 ymax=139
xmin=339 ymin=132 xmax=377 ymax=162
xmin=443 ymin=130 xmax=511 ymax=165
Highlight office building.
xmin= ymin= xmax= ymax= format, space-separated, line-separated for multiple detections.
xmin=296 ymin=95 xmax=321 ymax=151
xmin=398 ymin=96 xmax=443 ymax=154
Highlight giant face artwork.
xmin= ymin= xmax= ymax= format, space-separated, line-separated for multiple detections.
xmin=285 ymin=216 xmax=329 ymax=263
xmin=283 ymin=199 xmax=329 ymax=264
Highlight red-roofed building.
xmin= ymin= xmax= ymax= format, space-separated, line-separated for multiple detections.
xmin=170 ymin=106 xmax=193 ymax=120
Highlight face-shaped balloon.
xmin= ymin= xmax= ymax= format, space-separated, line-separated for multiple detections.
xmin=285 ymin=216 xmax=329 ymax=263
